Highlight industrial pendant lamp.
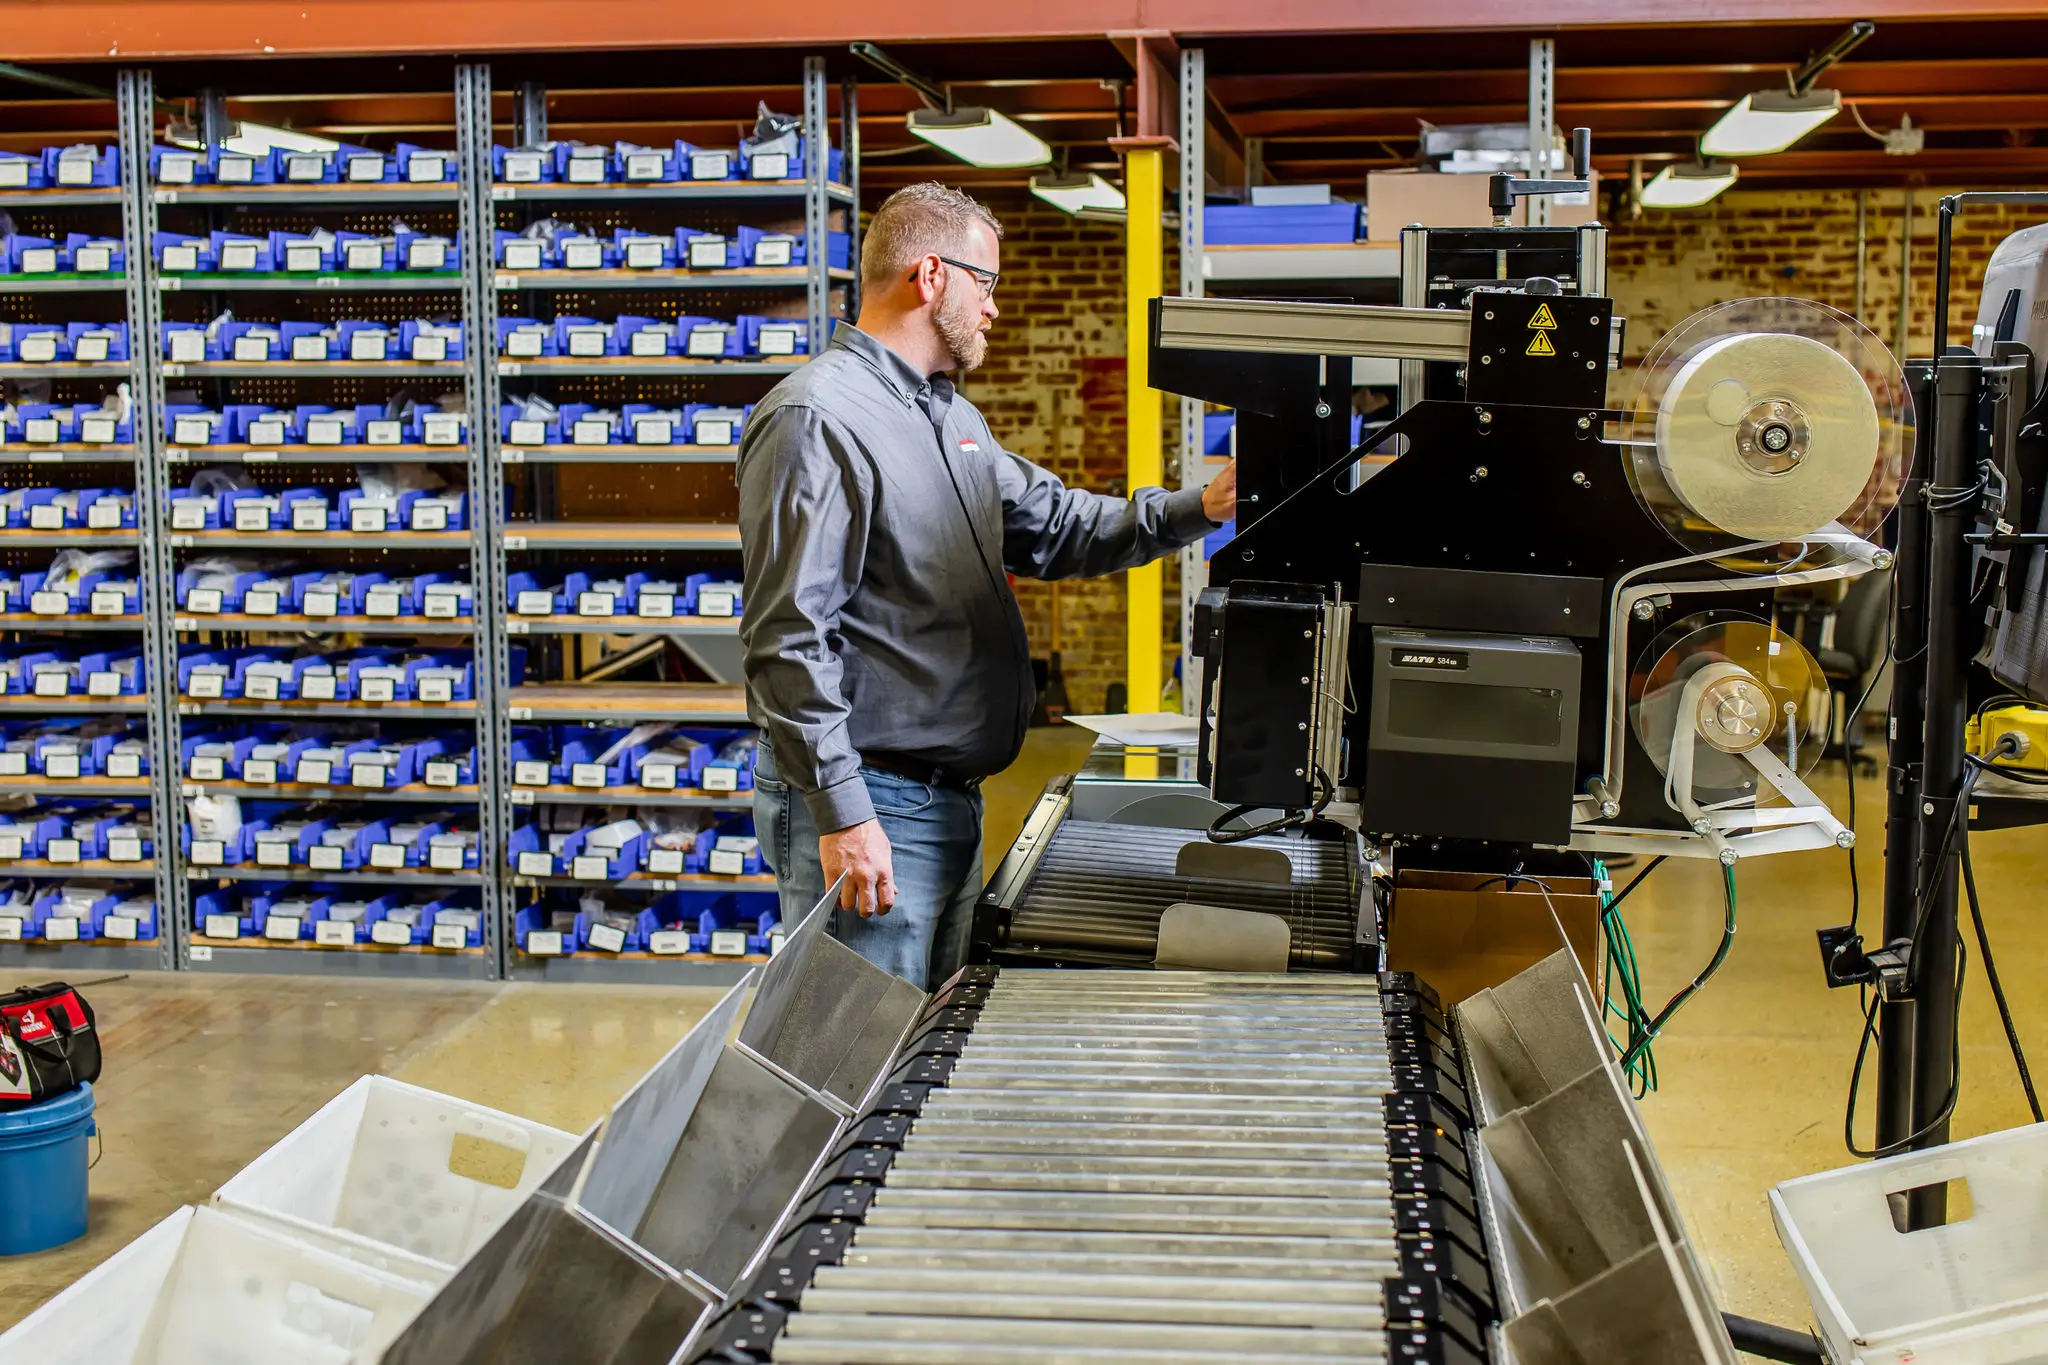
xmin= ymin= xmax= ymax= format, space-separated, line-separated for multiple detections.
xmin=1700 ymin=21 xmax=1873 ymax=158
xmin=1029 ymin=170 xmax=1127 ymax=219
xmin=853 ymin=40 xmax=1052 ymax=170
xmin=1639 ymin=160 xmax=1739 ymax=209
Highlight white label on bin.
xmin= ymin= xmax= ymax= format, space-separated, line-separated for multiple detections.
xmin=702 ymin=766 xmax=738 ymax=792
xmin=286 ymin=243 xmax=322 ymax=272
xmin=506 ymin=331 xmax=543 ymax=358
xmin=527 ymin=928 xmax=563 ymax=955
xmin=424 ymin=760 xmax=460 ymax=787
xmin=587 ymin=922 xmax=627 ymax=953
xmin=757 ymin=325 xmax=799 ymax=356
xmin=689 ymin=239 xmax=728 ymax=269
xmin=86 ymin=671 xmax=119 ymax=697
xmin=514 ymin=760 xmax=550 ymax=787
xmin=410 ymin=334 xmax=449 ymax=365
xmin=422 ymin=415 xmax=462 ymax=446
xmin=423 ymin=591 xmax=459 ymax=619
xmin=365 ymin=420 xmax=402 ymax=445
xmin=306 ymin=417 xmax=343 ymax=445
xmin=624 ymin=151 xmax=665 ymax=180
xmin=265 ymin=914 xmax=302 ymax=940
xmin=20 ymin=335 xmax=58 ymax=363
xmin=84 ymin=500 xmax=120 ymax=529
xmin=755 ymin=239 xmax=794 ymax=267
xmin=634 ymin=418 xmax=673 ymax=444
xmin=29 ymin=591 xmax=65 ymax=616
xmin=0 ymin=162 xmax=24 ymax=187
xmin=503 ymin=240 xmax=543 ymax=270
xmin=566 ymin=328 xmax=606 ymax=357
xmin=103 ymin=914 xmax=138 ymax=941
xmin=628 ymin=331 xmax=668 ymax=359
xmin=517 ymin=849 xmax=552 ymax=877
xmin=419 ymin=677 xmax=453 ymax=704
xmin=190 ymin=755 xmax=226 ymax=781
xmin=308 ymin=845 xmax=344 ymax=869
xmin=351 ymin=505 xmax=388 ymax=533
xmin=686 ymin=329 xmax=726 ymax=357
xmin=508 ymin=419 xmax=545 ymax=446
xmin=697 ymin=588 xmax=737 ymax=618
xmin=45 ymin=838 xmax=79 ymax=863
xmin=409 ymin=152 xmax=448 ymax=182
xmin=297 ymin=757 xmax=333 ymax=785
xmin=217 ymin=155 xmax=256 ymax=183
xmin=302 ymin=676 xmax=337 ymax=701
xmin=567 ymin=157 xmax=604 ymax=184
xmin=350 ymin=333 xmax=388 ymax=362
xmin=284 ymin=152 xmax=324 ymax=181
xmin=563 ymin=242 xmax=603 ymax=270
xmin=639 ymin=762 xmax=678 ymax=789
xmin=572 ymin=418 xmax=610 ymax=446
xmin=28 ymin=504 xmax=64 ymax=530
xmin=431 ymin=923 xmax=467 ymax=950
xmin=57 ymin=157 xmax=92 ymax=186
xmin=369 ymin=842 xmax=405 ymax=868
xmin=79 ymin=417 xmax=117 ymax=446
xmin=570 ymin=762 xmax=607 ymax=789
xmin=646 ymin=847 xmax=685 ymax=875
xmin=408 ymin=240 xmax=448 ymax=270
xmin=572 ymin=855 xmax=607 ymax=880
xmin=243 ymin=674 xmax=279 ymax=700
xmin=361 ymin=677 xmax=395 ymax=703
xmin=107 ymin=754 xmax=141 ymax=779
xmin=241 ymin=758 xmax=277 ymax=785
xmin=0 ymin=918 xmax=19 ymax=941
xmin=290 ymin=504 xmax=327 ymax=533
xmin=690 ymin=150 xmax=731 ymax=179
xmin=751 ymin=152 xmax=790 ymax=180
xmin=177 ymin=583 xmax=216 ymax=615
xmin=315 ymin=920 xmax=354 ymax=946
xmin=577 ymin=591 xmax=616 ymax=617
xmin=43 ymin=916 xmax=79 ymax=942
xmin=502 ymin=154 xmax=542 ymax=183
xmin=164 ymin=245 xmax=201 ymax=274
xmin=291 ymin=338 xmax=328 ymax=368
xmin=708 ymin=849 xmax=746 ymax=875
xmin=346 ymin=154 xmax=385 ymax=182
xmin=695 ymin=419 xmax=734 ymax=447
xmin=709 ymin=930 xmax=747 ymax=957
xmin=371 ymin=920 xmax=411 ymax=946
xmin=202 ymin=911 xmax=239 ymax=937
xmin=638 ymin=592 xmax=674 ymax=619
xmin=516 ymin=590 xmax=553 ymax=616
xmin=302 ymin=590 xmax=340 ymax=618
xmin=344 ymin=242 xmax=382 ymax=271
xmin=234 ymin=505 xmax=271 ymax=532
xmin=187 ymin=673 xmax=224 ymax=698
xmin=75 ymin=334 xmax=111 ymax=362
xmin=352 ymin=763 xmax=387 ymax=789
xmin=21 ymin=248 xmax=56 ymax=274
xmin=23 ymin=418 xmax=58 ymax=443
xmin=428 ymin=843 xmax=465 ymax=870
xmin=649 ymin=929 xmax=691 ymax=955
xmin=170 ymin=497 xmax=209 ymax=527
xmin=625 ymin=239 xmax=665 ymax=269
xmin=364 ymin=587 xmax=401 ymax=617
xmin=0 ymin=831 xmax=19 ymax=856
xmin=256 ymin=842 xmax=291 ymax=867
xmin=44 ymin=753 xmax=79 ymax=779
xmin=220 ymin=242 xmax=258 ymax=271
xmin=247 ymin=418 xmax=288 ymax=446
xmin=108 ymin=836 xmax=142 ymax=862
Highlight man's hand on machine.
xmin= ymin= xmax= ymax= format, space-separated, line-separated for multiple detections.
xmin=1203 ymin=459 xmax=1238 ymax=524
xmin=822 ymin=819 xmax=897 ymax=918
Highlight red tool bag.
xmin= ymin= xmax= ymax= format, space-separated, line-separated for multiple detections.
xmin=0 ymin=982 xmax=100 ymax=1110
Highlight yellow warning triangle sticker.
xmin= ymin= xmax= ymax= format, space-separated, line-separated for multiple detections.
xmin=1528 ymin=302 xmax=1558 ymax=330
xmin=1526 ymin=331 xmax=1556 ymax=357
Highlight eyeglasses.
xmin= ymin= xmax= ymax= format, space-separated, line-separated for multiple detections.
xmin=926 ymin=255 xmax=1000 ymax=297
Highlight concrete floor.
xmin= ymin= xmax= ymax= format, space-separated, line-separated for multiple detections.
xmin=3 ymin=726 xmax=2044 ymax=1352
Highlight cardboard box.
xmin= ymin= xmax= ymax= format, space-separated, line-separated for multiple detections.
xmin=1386 ymin=869 xmax=1603 ymax=1008
xmin=1366 ymin=170 xmax=1600 ymax=242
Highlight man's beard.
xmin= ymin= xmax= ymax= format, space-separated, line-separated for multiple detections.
xmin=934 ymin=274 xmax=988 ymax=371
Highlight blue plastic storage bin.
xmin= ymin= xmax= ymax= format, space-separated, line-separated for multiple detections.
xmin=1203 ymin=202 xmax=1362 ymax=246
xmin=0 ymin=1083 xmax=94 ymax=1255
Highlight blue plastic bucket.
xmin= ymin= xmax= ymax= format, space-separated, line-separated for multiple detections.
xmin=0 ymin=1083 xmax=95 ymax=1255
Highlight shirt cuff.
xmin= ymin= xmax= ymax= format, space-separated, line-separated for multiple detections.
xmin=1166 ymin=485 xmax=1219 ymax=542
xmin=805 ymin=772 xmax=877 ymax=834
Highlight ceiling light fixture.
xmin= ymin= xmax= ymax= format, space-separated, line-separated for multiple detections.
xmin=1639 ymin=160 xmax=1738 ymax=209
xmin=1030 ymin=170 xmax=1126 ymax=218
xmin=1700 ymin=20 xmax=1873 ymax=158
xmin=906 ymin=107 xmax=1052 ymax=169
xmin=169 ymin=121 xmax=341 ymax=155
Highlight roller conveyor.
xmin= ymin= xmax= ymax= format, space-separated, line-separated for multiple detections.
xmin=690 ymin=968 xmax=1494 ymax=1365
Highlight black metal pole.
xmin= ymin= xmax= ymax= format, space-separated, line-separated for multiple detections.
xmin=1876 ymin=359 xmax=1934 ymax=1154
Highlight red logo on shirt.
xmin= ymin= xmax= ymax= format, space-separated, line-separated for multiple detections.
xmin=959 ymin=440 xmax=980 ymax=453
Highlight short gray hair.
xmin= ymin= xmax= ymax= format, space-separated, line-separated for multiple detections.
xmin=862 ymin=183 xmax=1003 ymax=288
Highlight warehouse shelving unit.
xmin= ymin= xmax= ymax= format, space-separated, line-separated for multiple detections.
xmin=0 ymin=71 xmax=175 ymax=974
xmin=480 ymin=58 xmax=855 ymax=984
xmin=153 ymin=66 xmax=501 ymax=980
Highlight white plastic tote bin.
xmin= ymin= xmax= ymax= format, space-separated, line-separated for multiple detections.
xmin=1771 ymin=1121 xmax=2048 ymax=1364
xmin=0 ymin=1204 xmax=430 ymax=1364
xmin=212 ymin=1075 xmax=583 ymax=1281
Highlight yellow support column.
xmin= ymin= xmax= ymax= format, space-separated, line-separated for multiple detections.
xmin=1124 ymin=146 xmax=1164 ymax=716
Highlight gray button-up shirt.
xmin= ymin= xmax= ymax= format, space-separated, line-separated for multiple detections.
xmin=737 ymin=324 xmax=1214 ymax=833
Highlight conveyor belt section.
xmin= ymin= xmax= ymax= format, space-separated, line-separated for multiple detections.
xmin=688 ymin=966 xmax=1497 ymax=1365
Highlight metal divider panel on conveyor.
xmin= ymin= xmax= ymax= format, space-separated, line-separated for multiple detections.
xmin=1002 ymin=821 xmax=1362 ymax=968
xmin=690 ymin=967 xmax=1494 ymax=1365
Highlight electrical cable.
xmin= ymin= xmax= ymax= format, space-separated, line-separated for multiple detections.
xmin=1574 ymin=851 xmax=1663 ymax=1095
xmin=1962 ymin=733 xmax=2044 ymax=1121
xmin=1206 ymin=766 xmax=1333 ymax=844
xmin=1619 ymin=862 xmax=1738 ymax=1073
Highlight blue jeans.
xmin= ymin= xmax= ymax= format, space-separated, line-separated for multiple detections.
xmin=752 ymin=740 xmax=983 ymax=991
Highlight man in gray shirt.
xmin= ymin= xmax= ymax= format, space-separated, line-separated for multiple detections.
xmin=737 ymin=183 xmax=1236 ymax=989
